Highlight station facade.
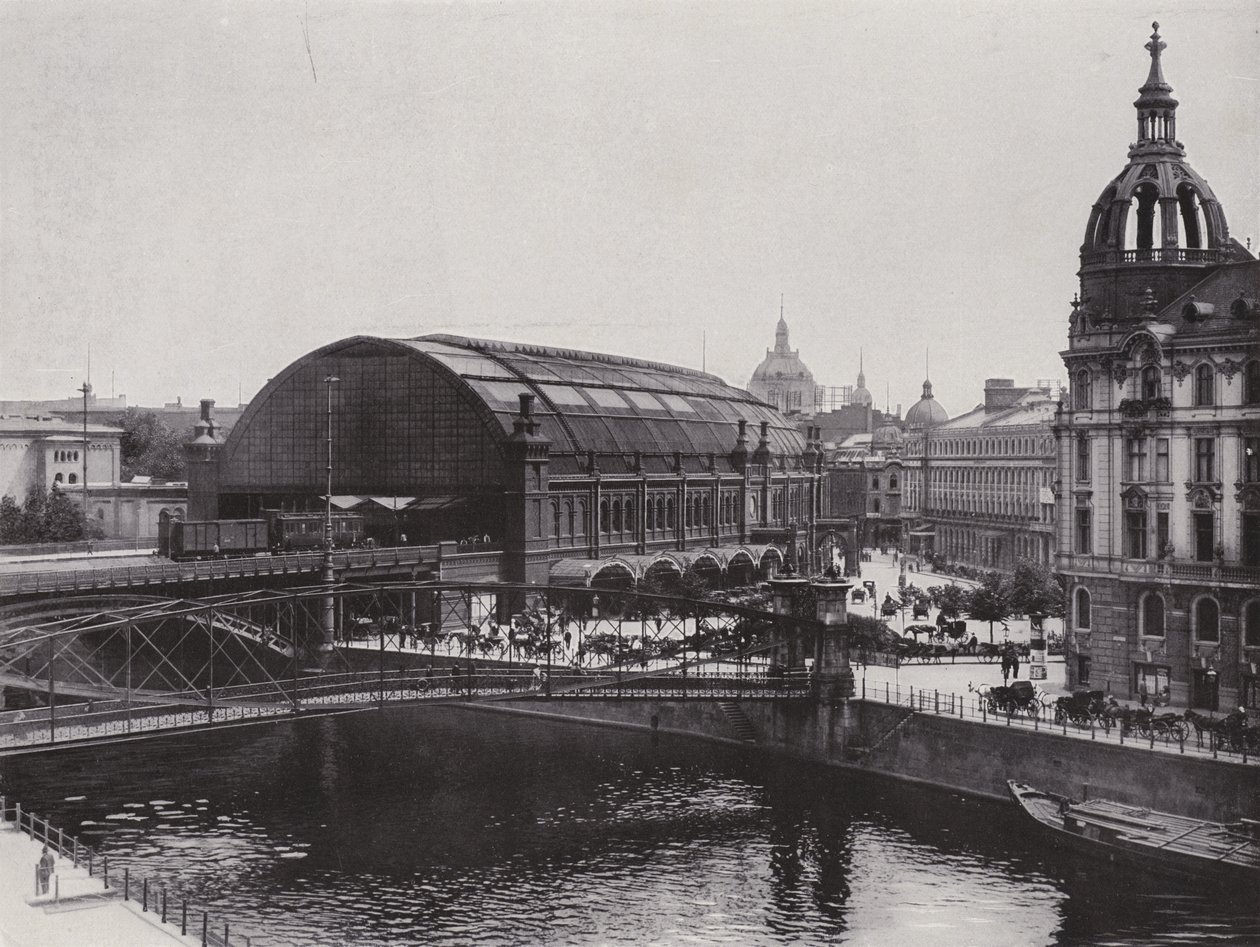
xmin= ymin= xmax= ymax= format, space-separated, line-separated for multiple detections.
xmin=190 ymin=334 xmax=824 ymax=587
xmin=1054 ymin=25 xmax=1260 ymax=709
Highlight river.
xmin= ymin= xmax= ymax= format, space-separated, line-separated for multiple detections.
xmin=1 ymin=706 xmax=1256 ymax=946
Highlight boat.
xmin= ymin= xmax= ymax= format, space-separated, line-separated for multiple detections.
xmin=1007 ymin=780 xmax=1260 ymax=889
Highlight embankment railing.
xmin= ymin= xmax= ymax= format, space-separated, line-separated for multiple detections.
xmin=856 ymin=677 xmax=1258 ymax=766
xmin=0 ymin=794 xmax=256 ymax=946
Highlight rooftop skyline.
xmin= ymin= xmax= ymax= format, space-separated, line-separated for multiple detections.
xmin=2 ymin=1 xmax=1256 ymax=416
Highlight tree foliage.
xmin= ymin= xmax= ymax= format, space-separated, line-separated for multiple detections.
xmin=1007 ymin=559 xmax=1066 ymax=619
xmin=0 ymin=486 xmax=103 ymax=544
xmin=112 ymin=409 xmax=188 ymax=481
xmin=966 ymin=571 xmax=1011 ymax=642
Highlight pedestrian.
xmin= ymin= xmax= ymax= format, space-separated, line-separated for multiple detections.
xmin=37 ymin=844 xmax=54 ymax=895
xmin=1000 ymin=650 xmax=1012 ymax=684
xmin=1010 ymin=648 xmax=1020 ymax=680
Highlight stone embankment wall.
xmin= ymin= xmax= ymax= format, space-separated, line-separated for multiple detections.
xmin=473 ymin=698 xmax=1260 ymax=823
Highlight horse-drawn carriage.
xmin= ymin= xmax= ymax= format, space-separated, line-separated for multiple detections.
xmin=973 ymin=680 xmax=1043 ymax=717
xmin=1184 ymin=708 xmax=1259 ymax=752
xmin=1052 ymin=689 xmax=1107 ymax=727
xmin=1101 ymin=704 xmax=1190 ymax=742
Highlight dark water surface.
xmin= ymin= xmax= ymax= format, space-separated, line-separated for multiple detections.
xmin=1 ymin=707 xmax=1256 ymax=946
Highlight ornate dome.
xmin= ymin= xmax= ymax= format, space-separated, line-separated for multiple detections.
xmin=1078 ymin=24 xmax=1234 ymax=323
xmin=905 ymin=379 xmax=949 ymax=428
xmin=748 ymin=306 xmax=815 ymax=414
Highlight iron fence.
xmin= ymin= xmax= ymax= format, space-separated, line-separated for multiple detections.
xmin=0 ymin=795 xmax=256 ymax=946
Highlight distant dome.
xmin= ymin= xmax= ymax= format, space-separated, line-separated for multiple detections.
xmin=748 ymin=309 xmax=815 ymax=414
xmin=851 ymin=352 xmax=873 ymax=405
xmin=872 ymin=421 xmax=902 ymax=450
xmin=905 ymin=379 xmax=949 ymax=428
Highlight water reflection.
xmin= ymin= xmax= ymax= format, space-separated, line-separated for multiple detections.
xmin=0 ymin=706 xmax=1256 ymax=946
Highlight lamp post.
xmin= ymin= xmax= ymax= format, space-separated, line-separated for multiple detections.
xmin=77 ymin=383 xmax=90 ymax=519
xmin=320 ymin=375 xmax=340 ymax=657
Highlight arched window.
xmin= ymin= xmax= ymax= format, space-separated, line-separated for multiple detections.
xmin=73 ymin=451 xmax=79 ymax=462
xmin=552 ymin=501 xmax=561 ymax=539
xmin=566 ymin=501 xmax=575 ymax=538
xmin=1195 ymin=364 xmax=1215 ymax=406
xmin=655 ymin=497 xmax=665 ymax=531
xmin=666 ymin=497 xmax=675 ymax=529
xmin=702 ymin=495 xmax=711 ymax=527
xmin=1074 ymin=587 xmax=1091 ymax=630
xmin=1246 ymin=362 xmax=1260 ymax=405
xmin=53 ymin=473 xmax=64 ymax=484
xmin=1141 ymin=365 xmax=1160 ymax=400
xmin=1245 ymin=599 xmax=1260 ymax=649
xmin=67 ymin=473 xmax=77 ymax=484
xmin=1141 ymin=592 xmax=1165 ymax=638
xmin=624 ymin=499 xmax=634 ymax=532
xmin=1194 ymin=597 xmax=1220 ymax=643
xmin=577 ymin=500 xmax=588 ymax=536
xmin=610 ymin=499 xmax=621 ymax=533
xmin=890 ymin=474 xmax=898 ymax=489
xmin=599 ymin=500 xmax=610 ymax=534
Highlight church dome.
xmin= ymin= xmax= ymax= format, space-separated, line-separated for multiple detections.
xmin=748 ymin=308 xmax=815 ymax=414
xmin=851 ymin=350 xmax=873 ymax=406
xmin=905 ymin=379 xmax=949 ymax=428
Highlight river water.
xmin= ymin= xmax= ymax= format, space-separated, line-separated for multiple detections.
xmin=1 ymin=707 xmax=1256 ymax=947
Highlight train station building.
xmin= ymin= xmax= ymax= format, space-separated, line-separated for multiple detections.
xmin=189 ymin=334 xmax=828 ymax=587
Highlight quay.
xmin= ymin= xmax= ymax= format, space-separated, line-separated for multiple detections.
xmin=0 ymin=804 xmax=198 ymax=947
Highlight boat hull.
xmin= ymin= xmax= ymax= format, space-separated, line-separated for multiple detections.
xmin=1007 ymin=781 xmax=1260 ymax=892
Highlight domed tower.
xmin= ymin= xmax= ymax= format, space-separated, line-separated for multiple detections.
xmin=905 ymin=379 xmax=949 ymax=430
xmin=851 ymin=350 xmax=873 ymax=406
xmin=747 ymin=301 xmax=816 ymax=415
xmin=1077 ymin=23 xmax=1237 ymax=324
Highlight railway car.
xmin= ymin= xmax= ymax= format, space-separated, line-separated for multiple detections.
xmin=268 ymin=512 xmax=365 ymax=552
xmin=165 ymin=518 xmax=269 ymax=560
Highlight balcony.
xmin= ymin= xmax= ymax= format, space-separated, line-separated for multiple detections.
xmin=1080 ymin=247 xmax=1228 ymax=267
xmin=1118 ymin=397 xmax=1172 ymax=420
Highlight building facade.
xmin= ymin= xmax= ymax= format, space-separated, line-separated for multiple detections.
xmin=194 ymin=334 xmax=823 ymax=586
xmin=903 ymin=380 xmax=1057 ymax=571
xmin=1054 ymin=25 xmax=1260 ymax=709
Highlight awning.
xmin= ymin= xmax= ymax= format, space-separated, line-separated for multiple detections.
xmin=357 ymin=496 xmax=418 ymax=511
xmin=325 ymin=495 xmax=364 ymax=510
xmin=413 ymin=495 xmax=467 ymax=511
xmin=908 ymin=527 xmax=936 ymax=536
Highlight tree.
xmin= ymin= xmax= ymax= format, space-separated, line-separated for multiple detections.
xmin=966 ymin=571 xmax=1011 ymax=643
xmin=934 ymin=584 xmax=969 ymax=621
xmin=0 ymin=487 xmax=102 ymax=544
xmin=112 ymin=409 xmax=188 ymax=481
xmin=1007 ymin=559 xmax=1066 ymax=620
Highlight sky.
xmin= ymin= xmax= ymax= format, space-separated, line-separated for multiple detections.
xmin=1 ymin=0 xmax=1257 ymax=418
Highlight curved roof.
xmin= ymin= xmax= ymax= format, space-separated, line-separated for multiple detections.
xmin=905 ymin=380 xmax=949 ymax=427
xmin=402 ymin=334 xmax=803 ymax=460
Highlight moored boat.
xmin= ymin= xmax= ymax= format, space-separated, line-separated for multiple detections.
xmin=1007 ymin=780 xmax=1260 ymax=889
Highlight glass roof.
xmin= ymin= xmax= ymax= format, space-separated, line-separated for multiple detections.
xmin=395 ymin=334 xmax=804 ymax=459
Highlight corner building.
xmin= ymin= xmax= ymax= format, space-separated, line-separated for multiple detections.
xmin=192 ymin=334 xmax=822 ymax=586
xmin=1055 ymin=25 xmax=1260 ymax=709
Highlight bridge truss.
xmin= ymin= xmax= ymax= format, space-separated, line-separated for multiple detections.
xmin=0 ymin=581 xmax=820 ymax=753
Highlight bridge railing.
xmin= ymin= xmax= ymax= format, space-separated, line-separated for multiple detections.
xmin=858 ymin=678 xmax=1258 ymax=766
xmin=0 ymin=545 xmax=440 ymax=596
xmin=1 ymin=794 xmax=259 ymax=946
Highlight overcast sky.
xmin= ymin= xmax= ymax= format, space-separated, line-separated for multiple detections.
xmin=2 ymin=1 xmax=1257 ymax=417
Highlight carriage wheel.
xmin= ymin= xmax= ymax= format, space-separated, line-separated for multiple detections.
xmin=1171 ymin=721 xmax=1190 ymax=743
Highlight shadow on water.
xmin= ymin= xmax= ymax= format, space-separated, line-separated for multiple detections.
xmin=0 ymin=705 xmax=1256 ymax=946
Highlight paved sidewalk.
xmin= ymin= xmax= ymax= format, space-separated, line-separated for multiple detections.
xmin=0 ymin=823 xmax=193 ymax=947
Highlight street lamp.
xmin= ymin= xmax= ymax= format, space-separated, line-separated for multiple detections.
xmin=320 ymin=375 xmax=340 ymax=656
xmin=77 ymin=383 xmax=90 ymax=519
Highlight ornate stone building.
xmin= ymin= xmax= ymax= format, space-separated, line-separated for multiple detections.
xmin=903 ymin=380 xmax=1056 ymax=570
xmin=748 ymin=309 xmax=816 ymax=416
xmin=1054 ymin=25 xmax=1260 ymax=709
